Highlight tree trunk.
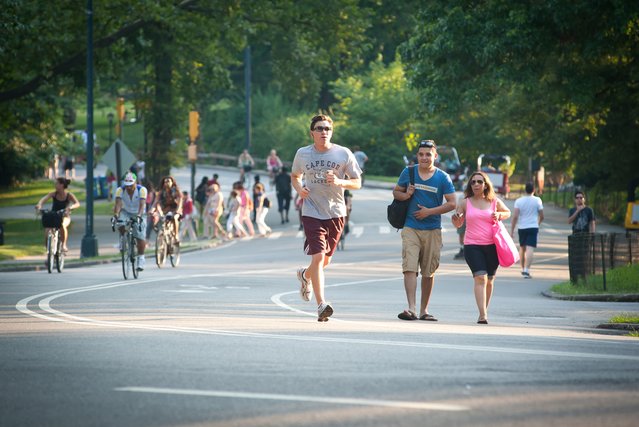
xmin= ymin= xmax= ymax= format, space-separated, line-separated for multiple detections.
xmin=147 ymin=27 xmax=175 ymax=187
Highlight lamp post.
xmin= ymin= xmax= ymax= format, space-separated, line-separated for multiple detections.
xmin=80 ymin=0 xmax=98 ymax=258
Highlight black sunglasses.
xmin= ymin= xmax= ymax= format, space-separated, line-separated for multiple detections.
xmin=419 ymin=140 xmax=435 ymax=148
xmin=471 ymin=179 xmax=484 ymax=185
xmin=313 ymin=126 xmax=333 ymax=132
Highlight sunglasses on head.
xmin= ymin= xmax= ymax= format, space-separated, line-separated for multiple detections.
xmin=471 ymin=179 xmax=484 ymax=185
xmin=313 ymin=126 xmax=332 ymax=132
xmin=419 ymin=140 xmax=435 ymax=148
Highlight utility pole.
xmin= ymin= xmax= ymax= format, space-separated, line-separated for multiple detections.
xmin=81 ymin=0 xmax=98 ymax=258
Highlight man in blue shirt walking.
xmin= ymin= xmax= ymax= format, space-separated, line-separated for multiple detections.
xmin=392 ymin=140 xmax=456 ymax=321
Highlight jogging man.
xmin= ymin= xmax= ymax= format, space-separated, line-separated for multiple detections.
xmin=291 ymin=114 xmax=362 ymax=321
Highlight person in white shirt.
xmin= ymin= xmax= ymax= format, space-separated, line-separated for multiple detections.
xmin=113 ymin=172 xmax=148 ymax=270
xmin=510 ymin=182 xmax=544 ymax=278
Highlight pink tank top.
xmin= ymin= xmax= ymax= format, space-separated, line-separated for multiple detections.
xmin=464 ymin=198 xmax=495 ymax=245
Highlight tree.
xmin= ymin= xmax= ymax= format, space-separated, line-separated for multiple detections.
xmin=0 ymin=0 xmax=374 ymax=185
xmin=400 ymin=0 xmax=639 ymax=189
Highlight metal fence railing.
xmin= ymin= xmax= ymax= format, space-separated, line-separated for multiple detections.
xmin=568 ymin=232 xmax=639 ymax=288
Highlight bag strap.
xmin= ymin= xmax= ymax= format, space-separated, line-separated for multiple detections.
xmin=491 ymin=198 xmax=498 ymax=222
xmin=409 ymin=165 xmax=415 ymax=186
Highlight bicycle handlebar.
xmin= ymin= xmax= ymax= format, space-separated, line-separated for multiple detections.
xmin=111 ymin=216 xmax=142 ymax=232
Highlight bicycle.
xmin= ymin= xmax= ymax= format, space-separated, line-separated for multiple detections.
xmin=112 ymin=216 xmax=142 ymax=280
xmin=155 ymin=212 xmax=180 ymax=268
xmin=38 ymin=209 xmax=65 ymax=273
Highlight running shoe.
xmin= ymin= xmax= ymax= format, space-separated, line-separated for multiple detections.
xmin=137 ymin=256 xmax=146 ymax=271
xmin=297 ymin=268 xmax=313 ymax=301
xmin=522 ymin=271 xmax=532 ymax=279
xmin=317 ymin=302 xmax=333 ymax=322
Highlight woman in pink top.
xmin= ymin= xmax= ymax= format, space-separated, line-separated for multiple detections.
xmin=451 ymin=171 xmax=510 ymax=324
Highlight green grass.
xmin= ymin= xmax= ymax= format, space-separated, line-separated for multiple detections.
xmin=550 ymin=264 xmax=639 ymax=295
xmin=609 ymin=313 xmax=639 ymax=324
xmin=0 ymin=219 xmax=46 ymax=260
xmin=366 ymin=175 xmax=397 ymax=184
xmin=0 ymin=180 xmax=86 ymax=208
xmin=0 ymin=179 xmax=116 ymax=215
xmin=0 ymin=180 xmax=115 ymax=260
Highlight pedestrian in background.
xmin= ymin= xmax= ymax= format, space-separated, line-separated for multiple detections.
xmin=353 ymin=145 xmax=368 ymax=185
xmin=291 ymin=114 xmax=362 ymax=321
xmin=195 ymin=176 xmax=209 ymax=220
xmin=452 ymin=171 xmax=511 ymax=324
xmin=510 ymin=182 xmax=544 ymax=278
xmin=254 ymin=182 xmax=272 ymax=236
xmin=233 ymin=181 xmax=255 ymax=237
xmin=238 ymin=149 xmax=255 ymax=184
xmin=392 ymin=140 xmax=456 ymax=322
xmin=179 ymin=191 xmax=198 ymax=242
xmin=226 ymin=189 xmax=248 ymax=238
xmin=204 ymin=183 xmax=227 ymax=240
xmin=275 ymin=166 xmax=292 ymax=224
xmin=266 ymin=149 xmax=283 ymax=189
xmin=568 ymin=190 xmax=596 ymax=234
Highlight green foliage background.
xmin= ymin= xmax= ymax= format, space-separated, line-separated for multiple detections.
xmin=1 ymin=0 xmax=637 ymax=205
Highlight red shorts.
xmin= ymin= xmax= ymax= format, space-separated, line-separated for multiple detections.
xmin=301 ymin=216 xmax=345 ymax=257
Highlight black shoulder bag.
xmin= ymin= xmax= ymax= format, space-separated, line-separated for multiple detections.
xmin=387 ymin=166 xmax=416 ymax=230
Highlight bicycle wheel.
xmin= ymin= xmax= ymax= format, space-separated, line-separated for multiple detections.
xmin=55 ymin=234 xmax=65 ymax=273
xmin=169 ymin=237 xmax=180 ymax=267
xmin=46 ymin=232 xmax=54 ymax=274
xmin=130 ymin=235 xmax=139 ymax=279
xmin=121 ymin=234 xmax=130 ymax=280
xmin=155 ymin=229 xmax=167 ymax=267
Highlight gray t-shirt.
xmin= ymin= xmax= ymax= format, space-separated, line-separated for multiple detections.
xmin=292 ymin=143 xmax=362 ymax=219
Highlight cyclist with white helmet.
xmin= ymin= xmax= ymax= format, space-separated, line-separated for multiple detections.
xmin=113 ymin=172 xmax=148 ymax=270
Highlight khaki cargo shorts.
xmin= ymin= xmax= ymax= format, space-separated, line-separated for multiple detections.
xmin=401 ymin=227 xmax=442 ymax=277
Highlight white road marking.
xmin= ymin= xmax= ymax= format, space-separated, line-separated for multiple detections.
xmin=162 ymin=290 xmax=207 ymax=293
xmin=114 ymin=386 xmax=468 ymax=411
xmin=16 ymin=269 xmax=639 ymax=361
xmin=180 ymin=285 xmax=218 ymax=290
xmin=542 ymin=224 xmax=561 ymax=234
xmin=352 ymin=226 xmax=364 ymax=238
xmin=379 ymin=225 xmax=390 ymax=234
xmin=267 ymin=232 xmax=282 ymax=239
xmin=296 ymin=230 xmax=304 ymax=238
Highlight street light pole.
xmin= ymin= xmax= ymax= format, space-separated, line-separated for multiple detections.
xmin=81 ymin=0 xmax=98 ymax=257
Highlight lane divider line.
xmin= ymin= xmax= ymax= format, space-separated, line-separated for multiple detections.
xmin=114 ymin=386 xmax=469 ymax=411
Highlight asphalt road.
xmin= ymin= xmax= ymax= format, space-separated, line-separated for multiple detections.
xmin=1 ymin=170 xmax=638 ymax=427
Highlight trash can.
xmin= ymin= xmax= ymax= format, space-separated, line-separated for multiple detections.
xmin=98 ymin=176 xmax=108 ymax=199
xmin=568 ymin=233 xmax=593 ymax=283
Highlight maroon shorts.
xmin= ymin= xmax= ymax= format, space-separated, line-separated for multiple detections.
xmin=301 ymin=216 xmax=345 ymax=257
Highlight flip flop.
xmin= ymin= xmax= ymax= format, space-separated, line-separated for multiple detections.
xmin=419 ymin=314 xmax=438 ymax=321
xmin=397 ymin=310 xmax=418 ymax=321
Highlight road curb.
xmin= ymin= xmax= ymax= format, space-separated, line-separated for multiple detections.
xmin=541 ymin=290 xmax=639 ymax=302
xmin=597 ymin=322 xmax=639 ymax=332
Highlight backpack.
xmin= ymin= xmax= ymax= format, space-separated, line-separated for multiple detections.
xmin=263 ymin=197 xmax=271 ymax=208
xmin=387 ymin=166 xmax=416 ymax=230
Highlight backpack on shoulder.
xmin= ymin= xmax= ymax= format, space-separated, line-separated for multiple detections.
xmin=387 ymin=166 xmax=415 ymax=230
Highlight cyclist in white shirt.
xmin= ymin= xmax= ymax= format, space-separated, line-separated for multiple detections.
xmin=113 ymin=172 xmax=148 ymax=270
